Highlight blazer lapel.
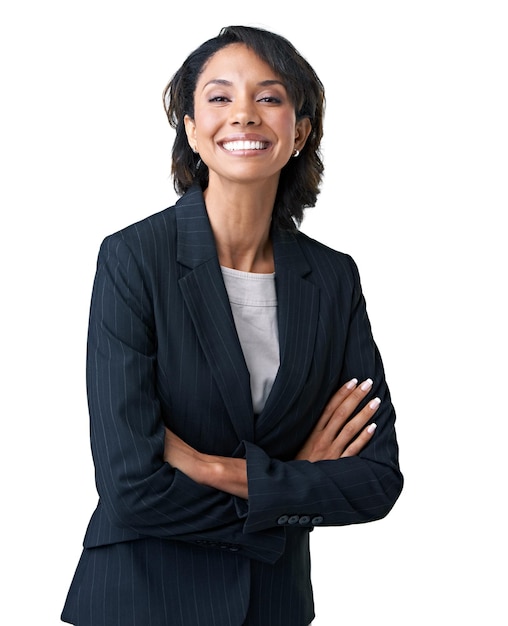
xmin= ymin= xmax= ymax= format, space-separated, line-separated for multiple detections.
xmin=255 ymin=228 xmax=320 ymax=438
xmin=175 ymin=187 xmax=254 ymax=442
xmin=174 ymin=186 xmax=320 ymax=443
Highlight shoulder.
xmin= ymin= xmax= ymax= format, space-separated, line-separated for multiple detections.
xmin=96 ymin=202 xmax=178 ymax=272
xmin=106 ymin=203 xmax=177 ymax=251
xmin=97 ymin=185 xmax=205 ymax=264
xmin=292 ymin=229 xmax=361 ymax=285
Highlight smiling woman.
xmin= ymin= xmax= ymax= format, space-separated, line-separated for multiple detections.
xmin=184 ymin=45 xmax=309 ymax=176
xmin=61 ymin=25 xmax=403 ymax=626
xmin=165 ymin=26 xmax=325 ymax=230
xmin=180 ymin=43 xmax=312 ymax=272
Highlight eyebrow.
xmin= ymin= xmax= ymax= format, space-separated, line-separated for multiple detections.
xmin=202 ymin=79 xmax=287 ymax=90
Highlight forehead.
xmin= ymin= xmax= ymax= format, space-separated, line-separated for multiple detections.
xmin=197 ymin=43 xmax=282 ymax=86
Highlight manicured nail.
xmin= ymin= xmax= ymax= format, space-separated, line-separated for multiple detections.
xmin=367 ymin=423 xmax=377 ymax=434
xmin=346 ymin=378 xmax=358 ymax=389
xmin=369 ymin=397 xmax=381 ymax=409
xmin=360 ymin=378 xmax=373 ymax=391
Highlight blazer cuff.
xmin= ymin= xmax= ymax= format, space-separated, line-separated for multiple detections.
xmin=240 ymin=441 xmax=321 ymax=533
xmin=231 ymin=441 xmax=249 ymax=520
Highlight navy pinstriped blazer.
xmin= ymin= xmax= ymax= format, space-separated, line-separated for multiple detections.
xmin=62 ymin=184 xmax=403 ymax=626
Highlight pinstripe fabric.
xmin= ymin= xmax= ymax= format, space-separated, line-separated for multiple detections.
xmin=61 ymin=184 xmax=403 ymax=625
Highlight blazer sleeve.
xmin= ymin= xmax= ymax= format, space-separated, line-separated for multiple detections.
xmin=240 ymin=254 xmax=404 ymax=533
xmin=86 ymin=235 xmax=284 ymax=563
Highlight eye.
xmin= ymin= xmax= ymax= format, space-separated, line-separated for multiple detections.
xmin=257 ymin=96 xmax=282 ymax=104
xmin=208 ymin=95 xmax=231 ymax=103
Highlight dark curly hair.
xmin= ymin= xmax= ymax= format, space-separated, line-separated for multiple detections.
xmin=162 ymin=25 xmax=325 ymax=230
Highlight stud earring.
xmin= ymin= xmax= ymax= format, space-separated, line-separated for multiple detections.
xmin=292 ymin=149 xmax=300 ymax=158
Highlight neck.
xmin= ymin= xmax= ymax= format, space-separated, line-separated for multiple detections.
xmin=203 ymin=178 xmax=277 ymax=273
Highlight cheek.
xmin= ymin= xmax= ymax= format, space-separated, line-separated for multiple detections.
xmin=193 ymin=115 xmax=219 ymax=146
xmin=275 ymin=110 xmax=298 ymax=138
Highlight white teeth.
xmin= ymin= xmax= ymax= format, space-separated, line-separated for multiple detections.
xmin=222 ymin=140 xmax=267 ymax=151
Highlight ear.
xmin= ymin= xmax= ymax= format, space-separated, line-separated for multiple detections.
xmin=294 ymin=117 xmax=312 ymax=152
xmin=184 ymin=115 xmax=198 ymax=152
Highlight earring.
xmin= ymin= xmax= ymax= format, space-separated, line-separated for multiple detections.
xmin=292 ymin=149 xmax=300 ymax=158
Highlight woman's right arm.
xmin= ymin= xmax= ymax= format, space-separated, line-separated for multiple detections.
xmin=86 ymin=235 xmax=284 ymax=563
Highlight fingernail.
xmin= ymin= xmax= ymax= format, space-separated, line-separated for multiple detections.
xmin=367 ymin=423 xmax=377 ymax=434
xmin=346 ymin=378 xmax=358 ymax=389
xmin=369 ymin=397 xmax=381 ymax=409
xmin=360 ymin=378 xmax=373 ymax=391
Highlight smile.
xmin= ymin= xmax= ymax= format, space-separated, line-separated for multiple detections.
xmin=222 ymin=140 xmax=268 ymax=151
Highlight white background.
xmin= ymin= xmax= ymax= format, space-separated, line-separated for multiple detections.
xmin=1 ymin=1 xmax=507 ymax=624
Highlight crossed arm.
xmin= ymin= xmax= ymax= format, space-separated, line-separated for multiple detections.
xmin=164 ymin=376 xmax=380 ymax=500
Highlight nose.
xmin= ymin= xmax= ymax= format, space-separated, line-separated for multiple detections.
xmin=229 ymin=96 xmax=260 ymax=126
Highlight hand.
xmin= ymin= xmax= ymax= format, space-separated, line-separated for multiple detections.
xmin=295 ymin=378 xmax=380 ymax=462
xmin=164 ymin=428 xmax=205 ymax=477
xmin=164 ymin=428 xmax=248 ymax=499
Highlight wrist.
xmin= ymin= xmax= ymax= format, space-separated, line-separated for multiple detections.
xmin=194 ymin=453 xmax=222 ymax=488
xmin=198 ymin=455 xmax=248 ymax=499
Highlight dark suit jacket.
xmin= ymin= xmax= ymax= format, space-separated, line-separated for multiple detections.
xmin=62 ymin=185 xmax=403 ymax=626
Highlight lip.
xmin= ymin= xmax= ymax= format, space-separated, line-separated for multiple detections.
xmin=218 ymin=133 xmax=271 ymax=154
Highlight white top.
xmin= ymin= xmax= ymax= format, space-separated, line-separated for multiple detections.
xmin=221 ymin=266 xmax=280 ymax=415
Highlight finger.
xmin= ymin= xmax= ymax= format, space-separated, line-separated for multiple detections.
xmin=341 ymin=422 xmax=377 ymax=458
xmin=330 ymin=395 xmax=381 ymax=457
xmin=315 ymin=378 xmax=358 ymax=430
xmin=323 ymin=378 xmax=374 ymax=435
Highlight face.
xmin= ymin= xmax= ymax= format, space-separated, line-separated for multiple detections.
xmin=184 ymin=43 xmax=311 ymax=189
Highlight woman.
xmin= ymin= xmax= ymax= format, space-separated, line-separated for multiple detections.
xmin=62 ymin=25 xmax=403 ymax=626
